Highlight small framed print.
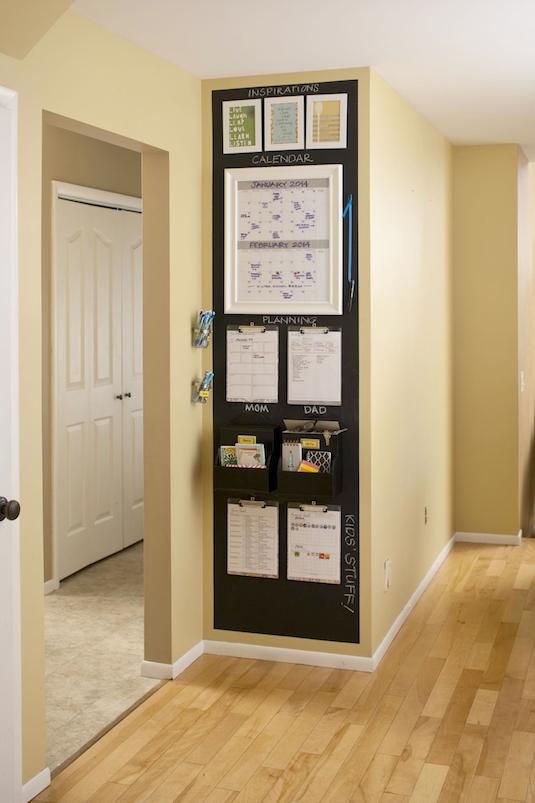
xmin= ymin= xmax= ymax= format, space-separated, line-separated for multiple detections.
xmin=264 ymin=96 xmax=304 ymax=151
xmin=223 ymin=99 xmax=262 ymax=154
xmin=306 ymin=93 xmax=348 ymax=150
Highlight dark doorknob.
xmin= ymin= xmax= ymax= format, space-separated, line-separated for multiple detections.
xmin=0 ymin=497 xmax=21 ymax=522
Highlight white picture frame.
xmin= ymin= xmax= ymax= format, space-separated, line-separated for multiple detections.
xmin=264 ymin=96 xmax=305 ymax=151
xmin=224 ymin=164 xmax=343 ymax=315
xmin=222 ymin=99 xmax=262 ymax=154
xmin=306 ymin=93 xmax=348 ymax=150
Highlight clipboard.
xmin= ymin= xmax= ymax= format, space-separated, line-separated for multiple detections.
xmin=227 ymin=498 xmax=279 ymax=579
xmin=226 ymin=324 xmax=279 ymax=404
xmin=287 ymin=326 xmax=342 ymax=407
xmin=287 ymin=502 xmax=341 ymax=584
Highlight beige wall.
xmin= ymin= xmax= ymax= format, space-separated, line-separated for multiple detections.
xmin=42 ymin=125 xmax=141 ymax=582
xmin=201 ymin=68 xmax=373 ymax=658
xmin=0 ymin=10 xmax=203 ymax=783
xmin=0 ymin=0 xmax=73 ymax=59
xmin=453 ymin=146 xmax=521 ymax=535
xmin=369 ymin=72 xmax=453 ymax=649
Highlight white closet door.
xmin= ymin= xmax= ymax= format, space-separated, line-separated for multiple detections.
xmin=54 ymin=200 xmax=124 ymax=579
xmin=121 ymin=211 xmax=144 ymax=547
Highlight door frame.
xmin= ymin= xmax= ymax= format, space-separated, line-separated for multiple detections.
xmin=0 ymin=85 xmax=23 ymax=801
xmin=50 ymin=181 xmax=142 ymax=587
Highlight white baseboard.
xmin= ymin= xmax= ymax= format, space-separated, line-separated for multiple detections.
xmin=455 ymin=530 xmax=522 ymax=546
xmin=370 ymin=534 xmax=456 ymax=670
xmin=203 ymin=639 xmax=374 ymax=672
xmin=23 ymin=767 xmax=50 ymax=801
xmin=141 ymin=640 xmax=204 ymax=680
xmin=141 ymin=532 xmax=519 ymax=686
xmin=44 ymin=578 xmax=60 ymax=595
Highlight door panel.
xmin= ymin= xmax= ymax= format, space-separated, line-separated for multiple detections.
xmin=94 ymin=232 xmax=114 ymax=385
xmin=66 ymin=231 xmax=85 ymax=389
xmin=55 ymin=200 xmax=124 ymax=579
xmin=122 ymin=214 xmax=144 ymax=547
xmin=93 ymin=416 xmax=115 ymax=524
xmin=65 ymin=421 xmax=86 ymax=535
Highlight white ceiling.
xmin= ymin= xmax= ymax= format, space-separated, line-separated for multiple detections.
xmin=73 ymin=0 xmax=535 ymax=159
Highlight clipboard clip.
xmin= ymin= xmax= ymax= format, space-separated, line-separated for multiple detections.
xmin=299 ymin=327 xmax=330 ymax=335
xmin=239 ymin=498 xmax=267 ymax=508
xmin=299 ymin=502 xmax=329 ymax=513
xmin=238 ymin=323 xmax=266 ymax=333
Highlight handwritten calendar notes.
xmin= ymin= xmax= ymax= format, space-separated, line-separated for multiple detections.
xmin=287 ymin=504 xmax=341 ymax=584
xmin=265 ymin=96 xmax=304 ymax=151
xmin=223 ymin=99 xmax=262 ymax=154
xmin=225 ymin=166 xmax=343 ymax=314
xmin=238 ymin=178 xmax=329 ymax=308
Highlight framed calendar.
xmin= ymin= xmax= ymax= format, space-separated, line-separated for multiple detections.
xmin=224 ymin=164 xmax=343 ymax=315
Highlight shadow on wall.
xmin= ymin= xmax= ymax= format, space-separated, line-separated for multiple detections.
xmin=522 ymin=428 xmax=535 ymax=537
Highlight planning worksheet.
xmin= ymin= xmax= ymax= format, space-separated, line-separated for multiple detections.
xmin=287 ymin=328 xmax=342 ymax=405
xmin=226 ymin=327 xmax=278 ymax=403
xmin=287 ymin=504 xmax=341 ymax=584
xmin=227 ymin=501 xmax=279 ymax=579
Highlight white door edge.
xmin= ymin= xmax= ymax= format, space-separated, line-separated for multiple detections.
xmin=0 ymin=84 xmax=23 ymax=801
xmin=52 ymin=181 xmax=142 ymax=213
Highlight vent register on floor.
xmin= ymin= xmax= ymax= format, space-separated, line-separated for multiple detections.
xmin=211 ymin=79 xmax=359 ymax=644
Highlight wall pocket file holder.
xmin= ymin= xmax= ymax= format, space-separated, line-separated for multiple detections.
xmin=214 ymin=424 xmax=278 ymax=493
xmin=277 ymin=421 xmax=345 ymax=497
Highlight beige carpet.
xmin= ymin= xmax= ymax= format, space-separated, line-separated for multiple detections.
xmin=44 ymin=542 xmax=159 ymax=771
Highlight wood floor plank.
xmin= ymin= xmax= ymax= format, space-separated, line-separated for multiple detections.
xmin=466 ymin=689 xmax=499 ymax=726
xmin=386 ymin=755 xmax=424 ymax=797
xmin=497 ymin=730 xmax=535 ymax=801
xmin=476 ymin=677 xmax=523 ymax=779
xmin=465 ymin=775 xmax=500 ymax=802
xmin=408 ymin=762 xmax=449 ymax=802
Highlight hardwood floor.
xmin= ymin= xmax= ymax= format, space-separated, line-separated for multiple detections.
xmin=35 ymin=540 xmax=535 ymax=802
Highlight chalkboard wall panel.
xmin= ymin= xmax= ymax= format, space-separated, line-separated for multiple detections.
xmin=212 ymin=80 xmax=359 ymax=644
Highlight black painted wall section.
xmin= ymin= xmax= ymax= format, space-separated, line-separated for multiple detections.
xmin=212 ymin=80 xmax=360 ymax=643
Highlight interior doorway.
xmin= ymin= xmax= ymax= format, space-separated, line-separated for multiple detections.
xmin=42 ymin=126 xmax=159 ymax=772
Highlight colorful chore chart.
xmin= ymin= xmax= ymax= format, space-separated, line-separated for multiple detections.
xmin=287 ymin=504 xmax=341 ymax=584
xmin=225 ymin=166 xmax=343 ymax=314
xmin=226 ymin=326 xmax=278 ymax=403
xmin=227 ymin=500 xmax=279 ymax=579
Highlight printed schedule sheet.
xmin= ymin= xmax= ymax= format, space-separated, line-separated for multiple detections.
xmin=287 ymin=328 xmax=342 ymax=405
xmin=227 ymin=501 xmax=279 ymax=579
